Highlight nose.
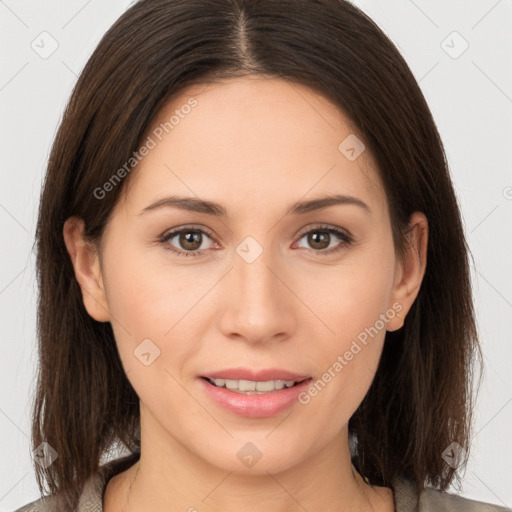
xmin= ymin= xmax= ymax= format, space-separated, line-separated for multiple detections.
xmin=218 ymin=246 xmax=296 ymax=344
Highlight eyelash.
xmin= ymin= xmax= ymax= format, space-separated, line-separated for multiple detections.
xmin=157 ymin=224 xmax=354 ymax=258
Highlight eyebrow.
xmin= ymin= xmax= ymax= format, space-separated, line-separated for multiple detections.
xmin=139 ymin=193 xmax=371 ymax=217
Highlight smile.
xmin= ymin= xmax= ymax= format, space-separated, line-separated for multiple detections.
xmin=199 ymin=376 xmax=313 ymax=418
xmin=204 ymin=377 xmax=303 ymax=394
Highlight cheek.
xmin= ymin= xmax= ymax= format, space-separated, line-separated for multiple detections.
xmin=308 ymin=242 xmax=396 ymax=344
xmin=300 ymin=241 xmax=395 ymax=415
xmin=101 ymin=242 xmax=210 ymax=376
xmin=102 ymin=257 xmax=207 ymax=420
xmin=102 ymin=238 xmax=204 ymax=333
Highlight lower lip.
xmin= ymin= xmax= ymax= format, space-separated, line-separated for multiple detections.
xmin=199 ymin=377 xmax=312 ymax=418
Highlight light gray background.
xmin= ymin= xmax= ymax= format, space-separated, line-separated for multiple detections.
xmin=1 ymin=0 xmax=511 ymax=510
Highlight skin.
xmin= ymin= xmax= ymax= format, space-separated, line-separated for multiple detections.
xmin=63 ymin=75 xmax=428 ymax=512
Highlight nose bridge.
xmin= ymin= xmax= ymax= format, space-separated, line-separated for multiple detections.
xmin=219 ymin=237 xmax=294 ymax=342
xmin=238 ymin=249 xmax=276 ymax=304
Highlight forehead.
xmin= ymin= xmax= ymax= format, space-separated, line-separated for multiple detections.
xmin=120 ymin=75 xmax=387 ymax=217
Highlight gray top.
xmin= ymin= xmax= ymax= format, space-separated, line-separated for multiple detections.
xmin=13 ymin=455 xmax=511 ymax=512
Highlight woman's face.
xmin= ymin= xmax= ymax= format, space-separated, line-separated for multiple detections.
xmin=68 ymin=75 xmax=426 ymax=475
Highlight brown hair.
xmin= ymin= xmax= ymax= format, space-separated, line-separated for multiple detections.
xmin=32 ymin=0 xmax=482 ymax=509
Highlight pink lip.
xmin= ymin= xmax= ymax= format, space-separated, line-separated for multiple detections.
xmin=199 ymin=375 xmax=313 ymax=419
xmin=201 ymin=367 xmax=310 ymax=382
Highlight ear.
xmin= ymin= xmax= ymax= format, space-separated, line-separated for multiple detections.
xmin=386 ymin=211 xmax=428 ymax=332
xmin=62 ymin=217 xmax=111 ymax=322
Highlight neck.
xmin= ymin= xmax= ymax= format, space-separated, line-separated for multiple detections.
xmin=104 ymin=416 xmax=394 ymax=512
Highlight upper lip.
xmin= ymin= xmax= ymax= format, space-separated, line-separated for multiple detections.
xmin=201 ymin=367 xmax=310 ymax=382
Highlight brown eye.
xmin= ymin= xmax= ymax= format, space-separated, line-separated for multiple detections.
xmin=307 ymin=231 xmax=331 ymax=250
xmin=295 ymin=226 xmax=354 ymax=255
xmin=160 ymin=228 xmax=215 ymax=257
xmin=178 ymin=231 xmax=203 ymax=251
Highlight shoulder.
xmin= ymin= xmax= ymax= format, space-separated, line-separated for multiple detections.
xmin=10 ymin=470 xmax=102 ymax=512
xmin=394 ymin=477 xmax=512 ymax=512
xmin=12 ymin=452 xmax=140 ymax=512
xmin=12 ymin=494 xmax=58 ymax=512
xmin=419 ymin=487 xmax=511 ymax=512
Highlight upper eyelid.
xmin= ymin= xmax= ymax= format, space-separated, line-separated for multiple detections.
xmin=161 ymin=224 xmax=216 ymax=240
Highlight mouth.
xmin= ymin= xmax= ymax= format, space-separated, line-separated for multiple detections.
xmin=201 ymin=376 xmax=308 ymax=395
xmin=198 ymin=373 xmax=314 ymax=418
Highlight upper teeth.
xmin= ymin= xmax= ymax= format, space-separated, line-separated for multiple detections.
xmin=211 ymin=378 xmax=297 ymax=393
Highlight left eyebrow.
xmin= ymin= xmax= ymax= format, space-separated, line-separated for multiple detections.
xmin=287 ymin=194 xmax=371 ymax=216
xmin=138 ymin=193 xmax=371 ymax=217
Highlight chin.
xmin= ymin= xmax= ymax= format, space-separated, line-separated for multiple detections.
xmin=190 ymin=434 xmax=311 ymax=476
